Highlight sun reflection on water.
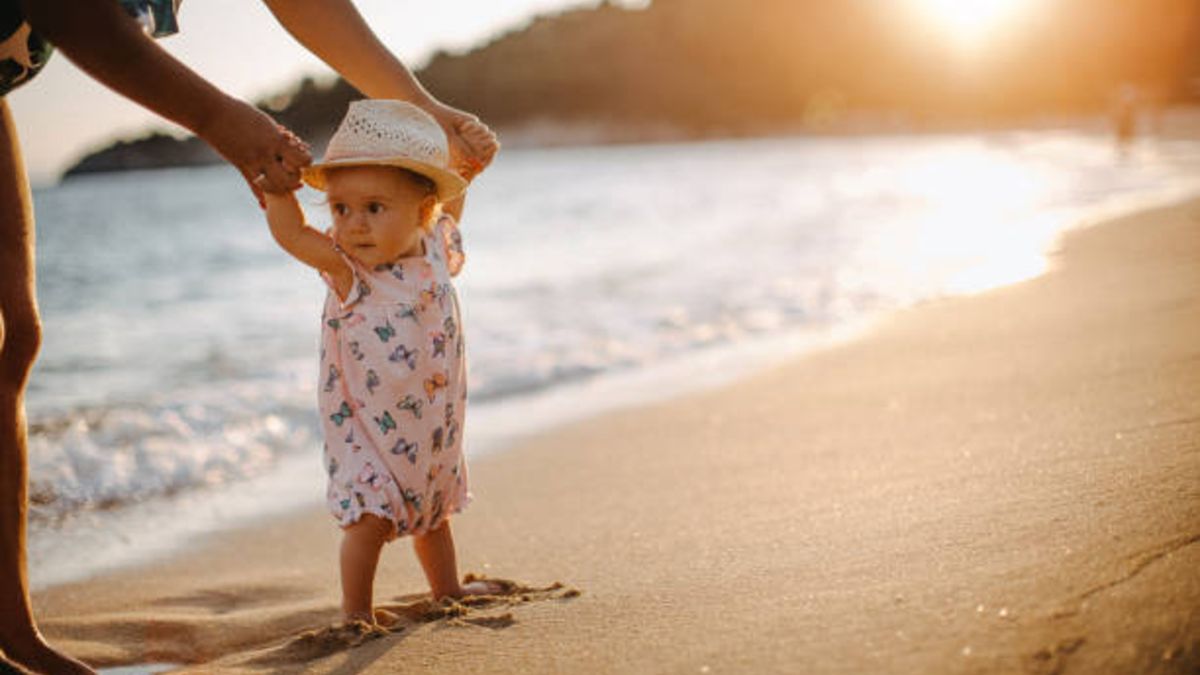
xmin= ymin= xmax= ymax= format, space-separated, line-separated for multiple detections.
xmin=897 ymin=145 xmax=1062 ymax=294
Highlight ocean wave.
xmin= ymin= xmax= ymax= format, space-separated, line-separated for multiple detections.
xmin=27 ymin=398 xmax=320 ymax=525
xmin=24 ymin=130 xmax=1200 ymax=541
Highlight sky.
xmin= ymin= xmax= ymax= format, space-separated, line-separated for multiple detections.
xmin=8 ymin=0 xmax=595 ymax=184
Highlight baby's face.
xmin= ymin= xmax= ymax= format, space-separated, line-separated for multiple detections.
xmin=325 ymin=166 xmax=435 ymax=267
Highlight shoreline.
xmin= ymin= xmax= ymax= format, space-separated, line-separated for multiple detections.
xmin=31 ymin=195 xmax=1200 ymax=673
xmin=26 ymin=292 xmax=881 ymax=592
xmin=26 ymin=177 xmax=1200 ymax=593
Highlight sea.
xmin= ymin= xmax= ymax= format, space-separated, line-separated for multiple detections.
xmin=25 ymin=130 xmax=1200 ymax=589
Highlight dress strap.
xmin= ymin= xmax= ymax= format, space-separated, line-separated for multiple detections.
xmin=434 ymin=213 xmax=465 ymax=276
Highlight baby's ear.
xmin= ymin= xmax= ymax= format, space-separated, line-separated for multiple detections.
xmin=419 ymin=195 xmax=439 ymax=229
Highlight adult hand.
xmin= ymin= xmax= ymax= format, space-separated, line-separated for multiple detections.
xmin=195 ymin=96 xmax=312 ymax=207
xmin=454 ymin=118 xmax=500 ymax=182
xmin=424 ymin=101 xmax=500 ymax=180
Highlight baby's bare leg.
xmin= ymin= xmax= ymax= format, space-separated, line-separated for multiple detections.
xmin=411 ymin=520 xmax=462 ymax=600
xmin=412 ymin=519 xmax=502 ymax=600
xmin=339 ymin=515 xmax=391 ymax=623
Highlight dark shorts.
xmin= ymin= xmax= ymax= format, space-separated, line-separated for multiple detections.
xmin=0 ymin=1 xmax=53 ymax=97
xmin=0 ymin=0 xmax=180 ymax=97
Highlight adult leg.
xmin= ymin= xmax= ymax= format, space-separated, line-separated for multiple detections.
xmin=0 ymin=99 xmax=94 ymax=675
xmin=0 ymin=658 xmax=31 ymax=675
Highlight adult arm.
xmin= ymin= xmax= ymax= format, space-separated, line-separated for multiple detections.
xmin=261 ymin=0 xmax=496 ymax=174
xmin=261 ymin=0 xmax=437 ymax=108
xmin=20 ymin=0 xmax=310 ymax=202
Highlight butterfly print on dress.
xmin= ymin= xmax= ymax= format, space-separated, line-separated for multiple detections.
xmin=319 ymin=217 xmax=468 ymax=537
xmin=430 ymin=331 xmax=447 ymax=358
xmin=374 ymin=410 xmax=397 ymax=434
xmin=424 ymin=372 xmax=448 ymax=402
xmin=374 ymin=321 xmax=397 ymax=342
xmin=330 ymin=401 xmax=352 ymax=426
xmin=396 ymin=394 xmax=423 ymax=419
xmin=388 ymin=343 xmax=418 ymax=370
xmin=390 ymin=437 xmax=419 ymax=464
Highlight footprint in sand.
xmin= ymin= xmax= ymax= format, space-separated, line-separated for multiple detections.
xmin=255 ymin=576 xmax=581 ymax=666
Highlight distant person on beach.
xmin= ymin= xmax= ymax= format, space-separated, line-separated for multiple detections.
xmin=1113 ymin=83 xmax=1138 ymax=150
xmin=0 ymin=2 xmax=495 ymax=673
xmin=262 ymin=99 xmax=500 ymax=626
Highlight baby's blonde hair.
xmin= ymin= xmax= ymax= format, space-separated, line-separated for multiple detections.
xmin=390 ymin=168 xmax=441 ymax=231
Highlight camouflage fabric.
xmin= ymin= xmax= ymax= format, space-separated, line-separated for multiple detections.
xmin=118 ymin=0 xmax=181 ymax=38
xmin=1 ymin=0 xmax=179 ymax=97
xmin=0 ymin=1 xmax=52 ymax=97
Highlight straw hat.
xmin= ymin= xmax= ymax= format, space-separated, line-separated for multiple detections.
xmin=302 ymin=100 xmax=467 ymax=200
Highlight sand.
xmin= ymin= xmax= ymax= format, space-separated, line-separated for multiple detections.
xmin=30 ymin=198 xmax=1200 ymax=674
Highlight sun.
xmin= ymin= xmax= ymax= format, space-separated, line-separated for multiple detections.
xmin=907 ymin=0 xmax=1028 ymax=46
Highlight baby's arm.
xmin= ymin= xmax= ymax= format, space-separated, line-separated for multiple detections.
xmin=263 ymin=191 xmax=353 ymax=297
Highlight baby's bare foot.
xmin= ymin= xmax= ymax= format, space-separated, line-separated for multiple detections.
xmin=340 ymin=610 xmax=374 ymax=626
xmin=372 ymin=608 xmax=401 ymax=628
xmin=454 ymin=578 xmax=509 ymax=598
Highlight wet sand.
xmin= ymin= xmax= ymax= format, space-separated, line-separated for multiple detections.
xmin=32 ymin=197 xmax=1200 ymax=673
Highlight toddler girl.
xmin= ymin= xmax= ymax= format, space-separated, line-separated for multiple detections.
xmin=262 ymin=100 xmax=499 ymax=624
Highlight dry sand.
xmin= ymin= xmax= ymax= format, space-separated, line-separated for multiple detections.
xmin=32 ymin=198 xmax=1200 ymax=674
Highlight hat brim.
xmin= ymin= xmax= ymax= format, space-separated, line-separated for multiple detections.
xmin=302 ymin=157 xmax=467 ymax=201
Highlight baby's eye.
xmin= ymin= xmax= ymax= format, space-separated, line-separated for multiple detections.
xmin=367 ymin=202 xmax=385 ymax=215
xmin=332 ymin=203 xmax=348 ymax=217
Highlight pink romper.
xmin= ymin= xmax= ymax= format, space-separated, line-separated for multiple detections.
xmin=317 ymin=214 xmax=470 ymax=539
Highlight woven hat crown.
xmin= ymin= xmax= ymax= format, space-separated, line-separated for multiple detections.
xmin=325 ymin=100 xmax=447 ymax=166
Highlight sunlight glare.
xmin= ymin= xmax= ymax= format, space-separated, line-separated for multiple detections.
xmin=889 ymin=144 xmax=1058 ymax=295
xmin=907 ymin=0 xmax=1028 ymax=46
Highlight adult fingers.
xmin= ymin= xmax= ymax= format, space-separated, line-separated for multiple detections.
xmin=468 ymin=127 xmax=500 ymax=162
xmin=455 ymin=119 xmax=490 ymax=148
xmin=278 ymin=124 xmax=310 ymax=152
xmin=457 ymin=119 xmax=500 ymax=168
xmin=257 ymin=158 xmax=302 ymax=193
xmin=446 ymin=131 xmax=478 ymax=169
xmin=446 ymin=136 xmax=485 ymax=181
xmin=276 ymin=127 xmax=312 ymax=171
xmin=459 ymin=120 xmax=496 ymax=148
